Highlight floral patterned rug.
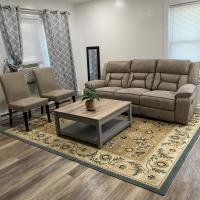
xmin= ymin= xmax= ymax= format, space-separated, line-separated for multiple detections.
xmin=3 ymin=114 xmax=200 ymax=195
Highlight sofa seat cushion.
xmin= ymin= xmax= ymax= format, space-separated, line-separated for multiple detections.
xmin=114 ymin=88 xmax=150 ymax=104
xmin=140 ymin=90 xmax=175 ymax=111
xmin=96 ymin=87 xmax=122 ymax=99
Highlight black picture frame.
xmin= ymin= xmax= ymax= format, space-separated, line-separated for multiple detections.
xmin=86 ymin=46 xmax=100 ymax=81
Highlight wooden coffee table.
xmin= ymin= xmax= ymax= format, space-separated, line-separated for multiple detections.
xmin=54 ymin=99 xmax=132 ymax=149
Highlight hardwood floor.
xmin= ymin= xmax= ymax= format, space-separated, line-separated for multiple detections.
xmin=0 ymin=116 xmax=200 ymax=199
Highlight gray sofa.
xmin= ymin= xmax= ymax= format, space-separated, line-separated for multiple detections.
xmin=85 ymin=59 xmax=200 ymax=124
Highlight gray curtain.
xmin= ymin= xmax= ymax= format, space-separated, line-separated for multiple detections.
xmin=42 ymin=10 xmax=78 ymax=92
xmin=0 ymin=5 xmax=23 ymax=70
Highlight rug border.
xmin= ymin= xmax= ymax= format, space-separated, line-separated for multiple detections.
xmin=1 ymin=127 xmax=200 ymax=196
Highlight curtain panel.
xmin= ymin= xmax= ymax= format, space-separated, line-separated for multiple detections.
xmin=42 ymin=10 xmax=78 ymax=92
xmin=0 ymin=5 xmax=23 ymax=69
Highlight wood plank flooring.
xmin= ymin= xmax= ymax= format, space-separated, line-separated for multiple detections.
xmin=0 ymin=116 xmax=200 ymax=199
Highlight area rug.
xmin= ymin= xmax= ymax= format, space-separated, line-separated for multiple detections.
xmin=2 ymin=114 xmax=200 ymax=195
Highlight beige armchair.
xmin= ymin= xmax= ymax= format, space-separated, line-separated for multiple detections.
xmin=33 ymin=68 xmax=76 ymax=110
xmin=0 ymin=72 xmax=51 ymax=131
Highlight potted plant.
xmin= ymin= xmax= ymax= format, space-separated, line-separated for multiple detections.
xmin=82 ymin=85 xmax=100 ymax=111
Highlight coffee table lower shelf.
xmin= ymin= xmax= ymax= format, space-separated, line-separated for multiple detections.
xmin=59 ymin=118 xmax=130 ymax=147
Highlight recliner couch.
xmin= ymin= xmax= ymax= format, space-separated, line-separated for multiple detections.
xmin=85 ymin=59 xmax=200 ymax=124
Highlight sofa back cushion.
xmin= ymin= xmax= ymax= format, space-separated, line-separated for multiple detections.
xmin=128 ymin=59 xmax=156 ymax=90
xmin=105 ymin=61 xmax=131 ymax=88
xmin=152 ymin=59 xmax=191 ymax=92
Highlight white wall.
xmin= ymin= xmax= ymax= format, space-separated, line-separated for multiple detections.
xmin=0 ymin=0 xmax=83 ymax=116
xmin=74 ymin=0 xmax=165 ymax=86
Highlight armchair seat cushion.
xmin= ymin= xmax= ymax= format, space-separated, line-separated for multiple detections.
xmin=140 ymin=90 xmax=175 ymax=111
xmin=114 ymin=88 xmax=150 ymax=104
xmin=9 ymin=97 xmax=48 ymax=112
xmin=42 ymin=89 xmax=75 ymax=102
xmin=96 ymin=87 xmax=122 ymax=99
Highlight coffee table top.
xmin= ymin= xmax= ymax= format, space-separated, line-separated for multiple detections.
xmin=54 ymin=98 xmax=131 ymax=121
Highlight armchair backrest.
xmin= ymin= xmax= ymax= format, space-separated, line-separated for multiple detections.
xmin=33 ymin=67 xmax=59 ymax=95
xmin=0 ymin=72 xmax=29 ymax=104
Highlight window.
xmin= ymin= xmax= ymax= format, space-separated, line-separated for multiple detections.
xmin=21 ymin=14 xmax=50 ymax=66
xmin=169 ymin=2 xmax=200 ymax=62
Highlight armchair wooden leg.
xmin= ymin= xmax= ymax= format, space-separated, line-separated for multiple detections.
xmin=29 ymin=110 xmax=31 ymax=119
xmin=72 ymin=96 xmax=76 ymax=103
xmin=41 ymin=106 xmax=44 ymax=114
xmin=23 ymin=112 xmax=29 ymax=132
xmin=55 ymin=102 xmax=59 ymax=109
xmin=9 ymin=109 xmax=13 ymax=127
xmin=45 ymin=105 xmax=51 ymax=122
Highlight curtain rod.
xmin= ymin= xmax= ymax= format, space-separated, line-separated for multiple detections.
xmin=170 ymin=0 xmax=200 ymax=7
xmin=20 ymin=8 xmax=43 ymax=15
xmin=2 ymin=6 xmax=71 ymax=15
xmin=21 ymin=7 xmax=71 ymax=15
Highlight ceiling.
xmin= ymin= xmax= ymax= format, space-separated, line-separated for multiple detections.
xmin=66 ymin=0 xmax=93 ymax=4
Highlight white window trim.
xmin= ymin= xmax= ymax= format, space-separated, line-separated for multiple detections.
xmin=22 ymin=61 xmax=42 ymax=65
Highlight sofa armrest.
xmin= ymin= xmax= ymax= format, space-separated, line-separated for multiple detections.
xmin=85 ymin=80 xmax=106 ymax=88
xmin=175 ymin=84 xmax=196 ymax=98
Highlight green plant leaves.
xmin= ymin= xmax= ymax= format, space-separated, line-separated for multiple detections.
xmin=81 ymin=85 xmax=100 ymax=101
